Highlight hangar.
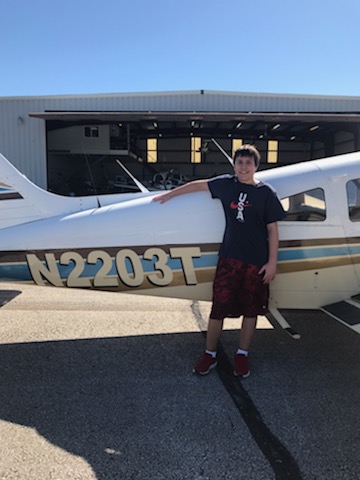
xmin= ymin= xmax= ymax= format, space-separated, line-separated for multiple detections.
xmin=1 ymin=90 xmax=360 ymax=196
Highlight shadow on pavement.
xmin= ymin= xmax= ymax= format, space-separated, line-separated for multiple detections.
xmin=0 ymin=289 xmax=21 ymax=307
xmin=0 ymin=331 xmax=274 ymax=480
xmin=0 ymin=312 xmax=359 ymax=480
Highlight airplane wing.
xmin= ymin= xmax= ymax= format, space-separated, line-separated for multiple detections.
xmin=0 ymin=153 xmax=153 ymax=230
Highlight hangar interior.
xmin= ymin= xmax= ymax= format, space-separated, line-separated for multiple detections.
xmin=31 ymin=110 xmax=360 ymax=197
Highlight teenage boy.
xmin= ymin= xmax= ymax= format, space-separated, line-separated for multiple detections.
xmin=153 ymin=145 xmax=286 ymax=377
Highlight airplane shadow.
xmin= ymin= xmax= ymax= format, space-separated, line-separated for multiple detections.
xmin=0 ymin=289 xmax=21 ymax=307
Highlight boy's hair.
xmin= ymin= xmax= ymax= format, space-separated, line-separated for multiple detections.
xmin=233 ymin=144 xmax=261 ymax=168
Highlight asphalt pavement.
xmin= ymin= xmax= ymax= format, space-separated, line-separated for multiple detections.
xmin=0 ymin=283 xmax=359 ymax=480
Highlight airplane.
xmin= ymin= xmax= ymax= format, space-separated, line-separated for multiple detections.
xmin=1 ymin=149 xmax=360 ymax=337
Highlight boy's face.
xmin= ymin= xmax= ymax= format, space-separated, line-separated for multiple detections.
xmin=233 ymin=155 xmax=258 ymax=184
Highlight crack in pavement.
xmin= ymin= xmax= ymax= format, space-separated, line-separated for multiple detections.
xmin=190 ymin=300 xmax=303 ymax=480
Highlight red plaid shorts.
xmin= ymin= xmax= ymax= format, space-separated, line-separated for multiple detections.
xmin=210 ymin=257 xmax=269 ymax=320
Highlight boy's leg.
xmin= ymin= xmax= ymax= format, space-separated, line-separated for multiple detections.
xmin=234 ymin=316 xmax=257 ymax=378
xmin=206 ymin=318 xmax=224 ymax=351
xmin=239 ymin=316 xmax=257 ymax=351
xmin=192 ymin=318 xmax=223 ymax=375
xmin=205 ymin=315 xmax=257 ymax=352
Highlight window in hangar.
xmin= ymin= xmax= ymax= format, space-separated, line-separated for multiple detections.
xmin=147 ymin=138 xmax=157 ymax=163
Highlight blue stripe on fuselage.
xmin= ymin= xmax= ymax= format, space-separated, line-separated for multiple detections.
xmin=277 ymin=244 xmax=358 ymax=262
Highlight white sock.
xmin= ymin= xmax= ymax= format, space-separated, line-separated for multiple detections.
xmin=205 ymin=349 xmax=217 ymax=358
xmin=236 ymin=348 xmax=248 ymax=357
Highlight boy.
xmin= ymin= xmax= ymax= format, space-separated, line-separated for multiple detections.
xmin=153 ymin=145 xmax=286 ymax=377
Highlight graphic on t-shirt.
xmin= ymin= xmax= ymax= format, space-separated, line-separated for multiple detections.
xmin=230 ymin=192 xmax=251 ymax=222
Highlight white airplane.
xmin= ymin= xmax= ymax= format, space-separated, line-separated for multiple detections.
xmin=1 ymin=150 xmax=360 ymax=336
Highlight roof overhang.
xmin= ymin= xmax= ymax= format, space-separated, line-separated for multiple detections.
xmin=29 ymin=111 xmax=360 ymax=123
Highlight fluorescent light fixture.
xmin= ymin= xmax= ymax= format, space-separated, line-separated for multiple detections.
xmin=235 ymin=122 xmax=242 ymax=128
xmin=153 ymin=122 xmax=158 ymax=128
xmin=309 ymin=125 xmax=319 ymax=131
xmin=272 ymin=123 xmax=281 ymax=130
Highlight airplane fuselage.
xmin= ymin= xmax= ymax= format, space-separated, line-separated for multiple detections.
xmin=1 ymin=152 xmax=360 ymax=310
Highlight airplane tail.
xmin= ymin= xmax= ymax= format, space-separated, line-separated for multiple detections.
xmin=0 ymin=153 xmax=99 ymax=230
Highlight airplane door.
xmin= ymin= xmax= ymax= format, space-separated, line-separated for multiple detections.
xmin=272 ymin=184 xmax=360 ymax=309
xmin=342 ymin=177 xmax=360 ymax=289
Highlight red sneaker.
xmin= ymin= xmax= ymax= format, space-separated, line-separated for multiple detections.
xmin=233 ymin=353 xmax=250 ymax=378
xmin=192 ymin=352 xmax=217 ymax=375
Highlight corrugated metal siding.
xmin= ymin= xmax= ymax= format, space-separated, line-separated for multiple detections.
xmin=0 ymin=97 xmax=47 ymax=186
xmin=1 ymin=90 xmax=360 ymax=188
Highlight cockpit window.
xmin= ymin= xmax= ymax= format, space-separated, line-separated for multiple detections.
xmin=347 ymin=179 xmax=360 ymax=222
xmin=281 ymin=188 xmax=326 ymax=222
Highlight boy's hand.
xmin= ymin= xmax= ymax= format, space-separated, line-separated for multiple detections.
xmin=152 ymin=192 xmax=171 ymax=203
xmin=259 ymin=262 xmax=277 ymax=284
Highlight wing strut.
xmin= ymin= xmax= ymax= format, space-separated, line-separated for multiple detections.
xmin=116 ymin=159 xmax=149 ymax=193
xmin=268 ymin=308 xmax=301 ymax=340
xmin=210 ymin=138 xmax=234 ymax=165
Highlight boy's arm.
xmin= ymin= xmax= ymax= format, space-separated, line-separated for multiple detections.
xmin=152 ymin=179 xmax=210 ymax=203
xmin=259 ymin=222 xmax=279 ymax=284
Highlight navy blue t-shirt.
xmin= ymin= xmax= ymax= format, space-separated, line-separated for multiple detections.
xmin=208 ymin=175 xmax=286 ymax=268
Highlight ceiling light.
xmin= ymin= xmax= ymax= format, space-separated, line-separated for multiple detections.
xmin=290 ymin=135 xmax=296 ymax=140
xmin=309 ymin=125 xmax=319 ymax=131
xmin=153 ymin=122 xmax=158 ymax=128
xmin=272 ymin=123 xmax=281 ymax=130
xmin=235 ymin=122 xmax=242 ymax=128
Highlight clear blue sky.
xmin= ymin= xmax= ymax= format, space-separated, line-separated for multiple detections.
xmin=1 ymin=0 xmax=360 ymax=97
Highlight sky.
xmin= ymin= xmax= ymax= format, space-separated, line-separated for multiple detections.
xmin=1 ymin=0 xmax=360 ymax=98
